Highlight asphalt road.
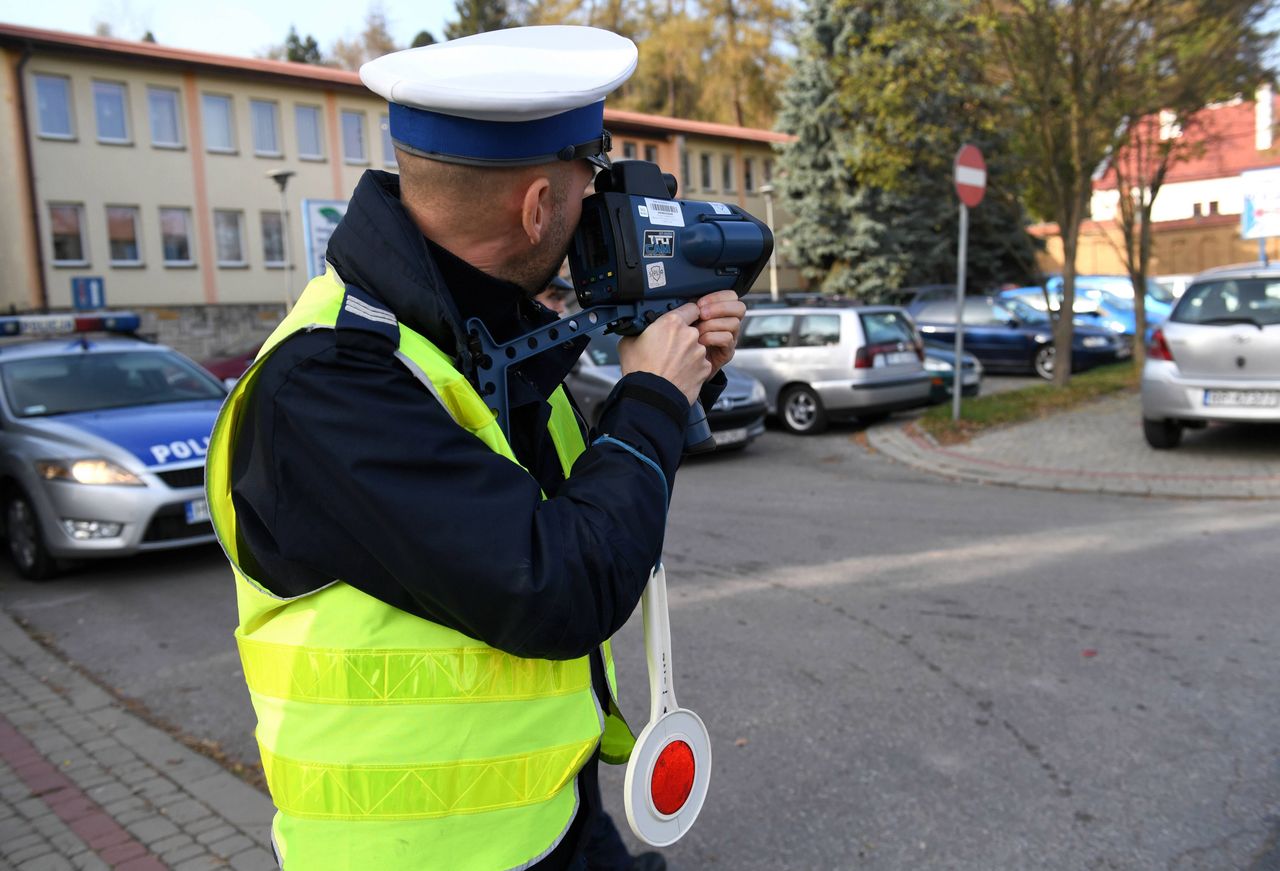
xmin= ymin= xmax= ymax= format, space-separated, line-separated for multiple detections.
xmin=1 ymin=420 xmax=1276 ymax=871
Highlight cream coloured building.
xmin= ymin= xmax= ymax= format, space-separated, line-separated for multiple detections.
xmin=0 ymin=24 xmax=796 ymax=356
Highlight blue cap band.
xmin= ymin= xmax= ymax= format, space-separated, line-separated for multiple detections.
xmin=388 ymin=101 xmax=606 ymax=165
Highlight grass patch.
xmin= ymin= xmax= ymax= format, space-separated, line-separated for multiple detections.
xmin=917 ymin=362 xmax=1140 ymax=445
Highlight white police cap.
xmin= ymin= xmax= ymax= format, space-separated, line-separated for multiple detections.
xmin=360 ymin=26 xmax=637 ymax=167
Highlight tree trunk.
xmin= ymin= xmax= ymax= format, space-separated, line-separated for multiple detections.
xmin=1055 ymin=222 xmax=1079 ymax=387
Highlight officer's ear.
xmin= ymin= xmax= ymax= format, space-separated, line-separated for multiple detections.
xmin=520 ymin=174 xmax=555 ymax=247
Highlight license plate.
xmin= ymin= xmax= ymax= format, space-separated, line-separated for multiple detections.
xmin=711 ymin=427 xmax=748 ymax=447
xmin=962 ymin=373 xmax=980 ymax=386
xmin=1203 ymin=389 xmax=1280 ymax=408
xmin=184 ymin=498 xmax=210 ymax=525
xmin=874 ymin=351 xmax=917 ymax=367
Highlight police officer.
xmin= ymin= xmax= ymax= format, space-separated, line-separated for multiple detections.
xmin=205 ymin=25 xmax=744 ymax=871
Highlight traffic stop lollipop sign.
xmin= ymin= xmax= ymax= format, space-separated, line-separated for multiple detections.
xmin=624 ymin=565 xmax=712 ymax=846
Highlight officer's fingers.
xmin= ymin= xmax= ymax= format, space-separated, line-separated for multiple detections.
xmin=696 ymin=317 xmax=741 ymax=335
xmin=663 ymin=302 xmax=702 ymax=327
xmin=699 ymin=330 xmax=734 ymax=348
xmin=698 ymin=292 xmax=744 ymax=318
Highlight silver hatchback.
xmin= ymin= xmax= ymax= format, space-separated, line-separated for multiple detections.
xmin=1141 ymin=263 xmax=1280 ymax=448
xmin=731 ymin=305 xmax=932 ymax=434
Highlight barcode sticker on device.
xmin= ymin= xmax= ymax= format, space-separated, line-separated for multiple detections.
xmin=644 ymin=198 xmax=685 ymax=228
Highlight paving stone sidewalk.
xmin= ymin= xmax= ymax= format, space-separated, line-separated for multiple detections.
xmin=0 ymin=609 xmax=276 ymax=871
xmin=869 ymin=393 xmax=1280 ymax=499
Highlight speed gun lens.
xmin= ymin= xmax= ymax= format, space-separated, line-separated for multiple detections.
xmin=650 ymin=739 xmax=696 ymax=815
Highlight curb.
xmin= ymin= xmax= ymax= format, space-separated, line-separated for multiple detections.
xmin=867 ymin=422 xmax=1280 ymax=500
xmin=0 ymin=608 xmax=277 ymax=870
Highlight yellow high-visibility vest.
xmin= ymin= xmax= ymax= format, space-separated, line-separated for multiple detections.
xmin=206 ymin=266 xmax=633 ymax=870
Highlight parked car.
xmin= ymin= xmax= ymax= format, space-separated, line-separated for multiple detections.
xmin=908 ymin=296 xmax=1130 ymax=380
xmin=201 ymin=340 xmax=263 ymax=382
xmin=1003 ymin=275 xmax=1173 ymax=337
xmin=566 ymin=333 xmax=767 ymax=451
xmin=922 ymin=343 xmax=983 ymax=404
xmin=1140 ymin=263 xmax=1280 ymax=448
xmin=0 ymin=314 xmax=226 ymax=579
xmin=730 ymin=306 xmax=932 ymax=434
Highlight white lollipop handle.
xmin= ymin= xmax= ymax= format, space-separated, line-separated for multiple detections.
xmin=642 ymin=563 xmax=677 ymax=722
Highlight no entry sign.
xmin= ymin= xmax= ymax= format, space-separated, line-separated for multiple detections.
xmin=954 ymin=145 xmax=987 ymax=208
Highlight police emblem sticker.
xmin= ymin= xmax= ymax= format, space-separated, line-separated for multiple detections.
xmin=647 ymin=262 xmax=668 ymax=289
xmin=644 ymin=198 xmax=685 ymax=228
xmin=708 ymin=202 xmax=732 ymax=215
xmin=638 ymin=205 xmax=649 ymax=218
xmin=643 ymin=230 xmax=675 ymax=259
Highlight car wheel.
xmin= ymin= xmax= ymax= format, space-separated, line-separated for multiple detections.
xmin=1033 ymin=345 xmax=1056 ymax=380
xmin=1143 ymin=418 xmax=1183 ymax=450
xmin=780 ymin=385 xmax=828 ymax=435
xmin=4 ymin=488 xmax=58 ymax=580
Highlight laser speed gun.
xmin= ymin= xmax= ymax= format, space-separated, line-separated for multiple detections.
xmin=467 ymin=159 xmax=774 ymax=452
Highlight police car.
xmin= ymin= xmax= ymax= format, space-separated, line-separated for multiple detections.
xmin=0 ymin=313 xmax=226 ymax=579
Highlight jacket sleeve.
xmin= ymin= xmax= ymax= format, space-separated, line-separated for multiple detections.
xmin=250 ymin=339 xmax=687 ymax=661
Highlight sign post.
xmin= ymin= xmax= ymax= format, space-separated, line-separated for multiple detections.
xmin=952 ymin=145 xmax=986 ymax=421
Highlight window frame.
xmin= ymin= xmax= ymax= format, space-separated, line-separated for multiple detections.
xmin=158 ymin=207 xmax=196 ymax=267
xmin=340 ymin=109 xmax=368 ymax=165
xmin=202 ymin=93 xmax=237 ymax=154
xmin=105 ymin=205 xmax=144 ymax=267
xmin=48 ymin=203 xmax=89 ymax=267
xmin=249 ymin=99 xmax=282 ymax=157
xmin=260 ymin=210 xmax=287 ymax=268
xmin=722 ymin=154 xmax=736 ymax=193
xmin=622 ymin=141 xmax=637 ymax=159
xmin=295 ymin=104 xmax=325 ymax=161
xmin=213 ymin=209 xmax=248 ymax=267
xmin=744 ymin=157 xmax=756 ymax=193
xmin=92 ymin=79 xmax=132 ymax=145
xmin=33 ymin=73 xmax=75 ymax=141
xmin=644 ymin=144 xmax=658 ymax=164
xmin=146 ymin=86 xmax=183 ymax=149
xmin=380 ymin=113 xmax=396 ymax=167
xmin=699 ymin=153 xmax=713 ymax=191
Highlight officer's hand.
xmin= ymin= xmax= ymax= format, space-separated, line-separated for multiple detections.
xmin=696 ymin=290 xmax=747 ymax=377
xmin=618 ymin=303 xmax=712 ymax=405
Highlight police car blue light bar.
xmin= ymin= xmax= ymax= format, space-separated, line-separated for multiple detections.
xmin=0 ymin=313 xmax=142 ymax=337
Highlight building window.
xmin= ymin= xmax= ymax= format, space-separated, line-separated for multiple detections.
xmin=680 ymin=148 xmax=690 ymax=190
xmin=700 ymin=153 xmax=713 ymax=190
xmin=159 ymin=207 xmax=194 ymax=265
xmin=93 ymin=81 xmax=130 ymax=144
xmin=202 ymin=94 xmax=235 ymax=152
xmin=380 ymin=114 xmax=396 ymax=166
xmin=296 ymin=105 xmax=324 ymax=159
xmin=722 ymin=155 xmax=736 ymax=192
xmin=147 ymin=87 xmax=182 ymax=147
xmin=744 ymin=158 xmax=756 ymax=193
xmin=250 ymin=100 xmax=281 ymax=156
xmin=261 ymin=211 xmax=286 ymax=266
xmin=49 ymin=204 xmax=87 ymax=265
xmin=214 ymin=210 xmax=246 ymax=265
xmin=764 ymin=158 xmax=774 ymax=184
xmin=34 ymin=74 xmax=74 ymax=139
xmin=644 ymin=144 xmax=658 ymax=163
xmin=341 ymin=110 xmax=366 ymax=163
xmin=106 ymin=206 xmax=142 ymax=265
xmin=623 ymin=141 xmax=637 ymax=159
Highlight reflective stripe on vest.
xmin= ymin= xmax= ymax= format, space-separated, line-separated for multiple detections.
xmin=206 ymin=266 xmax=633 ymax=870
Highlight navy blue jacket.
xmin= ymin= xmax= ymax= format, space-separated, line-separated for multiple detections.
xmin=229 ymin=170 xmax=721 ymax=869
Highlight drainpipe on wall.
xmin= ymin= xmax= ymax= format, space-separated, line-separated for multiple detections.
xmin=15 ymin=43 xmax=49 ymax=312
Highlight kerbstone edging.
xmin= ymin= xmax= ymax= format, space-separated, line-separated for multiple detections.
xmin=867 ymin=405 xmax=1280 ymax=500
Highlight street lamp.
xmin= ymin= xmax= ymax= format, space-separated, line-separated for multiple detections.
xmin=758 ymin=183 xmax=779 ymax=302
xmin=265 ymin=169 xmax=296 ymax=310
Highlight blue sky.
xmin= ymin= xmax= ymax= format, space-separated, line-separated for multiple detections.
xmin=1 ymin=1 xmax=456 ymax=58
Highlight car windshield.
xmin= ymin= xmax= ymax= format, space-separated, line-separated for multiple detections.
xmin=1 ymin=350 xmax=226 ymax=418
xmin=586 ymin=334 xmax=621 ymax=366
xmin=1172 ymin=279 xmax=1280 ymax=327
xmin=1000 ymin=298 xmax=1049 ymax=325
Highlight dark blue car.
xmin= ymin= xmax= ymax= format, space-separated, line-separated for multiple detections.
xmin=908 ymin=296 xmax=1131 ymax=380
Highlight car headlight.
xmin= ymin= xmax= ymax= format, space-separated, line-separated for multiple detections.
xmin=1107 ymin=321 xmax=1127 ymax=333
xmin=1033 ymin=334 xmax=1051 ymax=344
xmin=36 ymin=459 xmax=144 ymax=486
xmin=923 ymin=357 xmax=952 ymax=372
xmin=748 ymin=379 xmax=766 ymax=404
xmin=1081 ymin=336 xmax=1109 ymax=348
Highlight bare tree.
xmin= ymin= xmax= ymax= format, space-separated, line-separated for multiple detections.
xmin=331 ymin=4 xmax=401 ymax=70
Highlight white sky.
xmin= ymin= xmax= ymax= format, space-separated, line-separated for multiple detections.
xmin=0 ymin=0 xmax=456 ymax=59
